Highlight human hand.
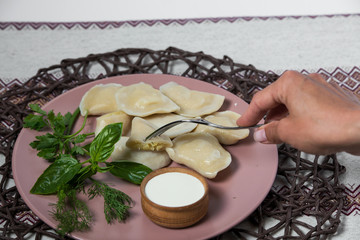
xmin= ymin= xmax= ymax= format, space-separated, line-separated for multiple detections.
xmin=236 ymin=70 xmax=360 ymax=155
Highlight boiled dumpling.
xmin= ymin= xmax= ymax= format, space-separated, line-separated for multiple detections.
xmin=110 ymin=137 xmax=171 ymax=170
xmin=126 ymin=117 xmax=173 ymax=151
xmin=144 ymin=113 xmax=197 ymax=138
xmin=166 ymin=132 xmax=231 ymax=179
xmin=115 ymin=82 xmax=180 ymax=117
xmin=95 ymin=111 xmax=132 ymax=136
xmin=159 ymin=81 xmax=225 ymax=117
xmin=194 ymin=111 xmax=249 ymax=145
xmin=79 ymin=83 xmax=123 ymax=116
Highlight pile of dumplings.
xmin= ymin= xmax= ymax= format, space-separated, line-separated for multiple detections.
xmin=79 ymin=81 xmax=249 ymax=179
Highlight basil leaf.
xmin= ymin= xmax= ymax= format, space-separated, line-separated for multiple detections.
xmin=107 ymin=161 xmax=152 ymax=185
xmin=30 ymin=155 xmax=81 ymax=195
xmin=90 ymin=123 xmax=122 ymax=163
xmin=69 ymin=165 xmax=97 ymax=186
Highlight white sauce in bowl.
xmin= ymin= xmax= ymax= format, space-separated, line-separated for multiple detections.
xmin=145 ymin=172 xmax=205 ymax=207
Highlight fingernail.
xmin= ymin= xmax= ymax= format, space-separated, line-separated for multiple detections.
xmin=254 ymin=128 xmax=267 ymax=142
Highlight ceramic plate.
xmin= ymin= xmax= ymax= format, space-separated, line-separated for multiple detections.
xmin=12 ymin=74 xmax=278 ymax=240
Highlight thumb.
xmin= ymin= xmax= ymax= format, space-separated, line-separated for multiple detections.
xmin=254 ymin=121 xmax=284 ymax=144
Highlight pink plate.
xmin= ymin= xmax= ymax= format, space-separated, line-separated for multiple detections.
xmin=12 ymin=74 xmax=278 ymax=240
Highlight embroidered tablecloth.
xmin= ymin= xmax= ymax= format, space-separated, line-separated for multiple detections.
xmin=1 ymin=14 xmax=360 ymax=239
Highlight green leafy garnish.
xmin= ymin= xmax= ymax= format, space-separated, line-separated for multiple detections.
xmin=90 ymin=122 xmax=122 ymax=163
xmin=24 ymin=104 xmax=90 ymax=161
xmin=23 ymin=104 xmax=152 ymax=235
xmin=87 ymin=180 xmax=133 ymax=223
xmin=30 ymin=155 xmax=81 ymax=195
xmin=107 ymin=161 xmax=152 ymax=185
xmin=51 ymin=185 xmax=92 ymax=236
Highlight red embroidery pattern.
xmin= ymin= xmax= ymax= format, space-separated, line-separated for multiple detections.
xmin=0 ymin=14 xmax=359 ymax=30
xmin=14 ymin=211 xmax=40 ymax=225
xmin=265 ymin=67 xmax=360 ymax=98
xmin=1 ymin=67 xmax=359 ymax=95
xmin=308 ymin=67 xmax=360 ymax=96
xmin=343 ymin=184 xmax=360 ymax=216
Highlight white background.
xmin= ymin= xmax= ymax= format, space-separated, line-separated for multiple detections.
xmin=0 ymin=0 xmax=360 ymax=22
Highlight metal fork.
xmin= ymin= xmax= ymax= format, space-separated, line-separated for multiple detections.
xmin=144 ymin=118 xmax=263 ymax=141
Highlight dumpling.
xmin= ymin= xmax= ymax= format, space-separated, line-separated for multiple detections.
xmin=165 ymin=132 xmax=231 ymax=179
xmin=194 ymin=111 xmax=249 ymax=145
xmin=126 ymin=117 xmax=173 ymax=151
xmin=115 ymin=82 xmax=180 ymax=117
xmin=95 ymin=111 xmax=132 ymax=136
xmin=159 ymin=81 xmax=225 ymax=117
xmin=79 ymin=83 xmax=123 ymax=116
xmin=144 ymin=113 xmax=197 ymax=138
xmin=110 ymin=137 xmax=171 ymax=170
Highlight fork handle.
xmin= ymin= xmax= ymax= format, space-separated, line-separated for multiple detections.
xmin=209 ymin=124 xmax=264 ymax=130
xmin=192 ymin=118 xmax=263 ymax=130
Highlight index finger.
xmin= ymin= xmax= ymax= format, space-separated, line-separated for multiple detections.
xmin=236 ymin=71 xmax=299 ymax=126
xmin=236 ymin=83 xmax=282 ymax=126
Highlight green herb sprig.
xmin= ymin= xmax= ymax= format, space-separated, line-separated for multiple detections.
xmin=23 ymin=104 xmax=91 ymax=161
xmin=23 ymin=104 xmax=152 ymax=235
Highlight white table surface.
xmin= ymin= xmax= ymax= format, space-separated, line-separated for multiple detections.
xmin=1 ymin=0 xmax=360 ymax=22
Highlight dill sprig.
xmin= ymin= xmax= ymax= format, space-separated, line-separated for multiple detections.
xmin=51 ymin=186 xmax=92 ymax=236
xmin=88 ymin=180 xmax=133 ymax=223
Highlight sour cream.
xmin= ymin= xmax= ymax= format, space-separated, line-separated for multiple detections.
xmin=145 ymin=172 xmax=205 ymax=207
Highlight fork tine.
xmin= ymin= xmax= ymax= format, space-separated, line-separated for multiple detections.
xmin=144 ymin=120 xmax=186 ymax=141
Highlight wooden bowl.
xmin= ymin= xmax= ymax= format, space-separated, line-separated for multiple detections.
xmin=140 ymin=167 xmax=209 ymax=228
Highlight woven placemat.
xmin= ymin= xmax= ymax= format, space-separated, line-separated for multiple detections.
xmin=0 ymin=47 xmax=345 ymax=239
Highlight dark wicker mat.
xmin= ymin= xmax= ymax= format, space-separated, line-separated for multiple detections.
xmin=0 ymin=47 xmax=345 ymax=239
